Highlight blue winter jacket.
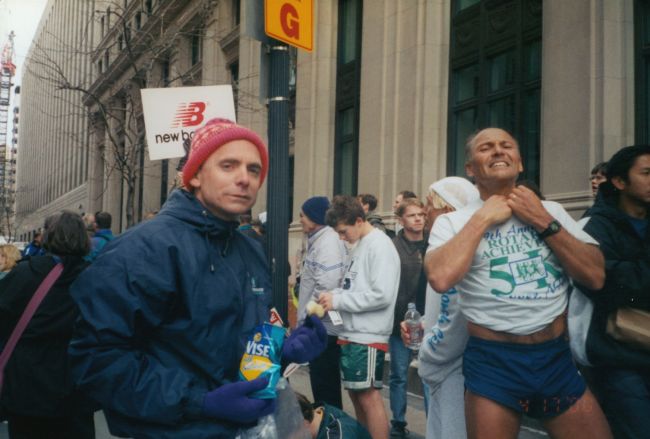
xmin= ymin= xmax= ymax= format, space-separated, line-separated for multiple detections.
xmin=68 ymin=189 xmax=272 ymax=439
xmin=84 ymin=228 xmax=114 ymax=262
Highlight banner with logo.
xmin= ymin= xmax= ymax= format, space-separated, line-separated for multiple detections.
xmin=140 ymin=85 xmax=236 ymax=161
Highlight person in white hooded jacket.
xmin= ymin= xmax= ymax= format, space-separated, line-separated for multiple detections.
xmin=319 ymin=195 xmax=400 ymax=439
xmin=402 ymin=176 xmax=479 ymax=439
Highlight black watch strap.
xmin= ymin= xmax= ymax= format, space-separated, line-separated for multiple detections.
xmin=538 ymin=220 xmax=562 ymax=239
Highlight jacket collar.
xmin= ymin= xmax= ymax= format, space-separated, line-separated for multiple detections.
xmin=159 ymin=189 xmax=240 ymax=239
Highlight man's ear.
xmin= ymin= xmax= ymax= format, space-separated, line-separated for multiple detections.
xmin=189 ymin=175 xmax=201 ymax=190
xmin=612 ymin=176 xmax=626 ymax=191
xmin=465 ymin=162 xmax=475 ymax=178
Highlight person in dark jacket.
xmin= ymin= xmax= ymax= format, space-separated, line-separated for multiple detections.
xmin=0 ymin=211 xmax=93 ymax=439
xmin=582 ymin=145 xmax=650 ymax=439
xmin=357 ymin=193 xmax=394 ymax=238
xmin=389 ymin=197 xmax=428 ymax=438
xmin=68 ymin=118 xmax=326 ymax=439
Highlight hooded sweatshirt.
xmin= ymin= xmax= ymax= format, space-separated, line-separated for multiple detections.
xmin=68 ymin=189 xmax=272 ymax=439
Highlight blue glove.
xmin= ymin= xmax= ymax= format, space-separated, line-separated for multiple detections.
xmin=282 ymin=315 xmax=328 ymax=364
xmin=201 ymin=377 xmax=276 ymax=424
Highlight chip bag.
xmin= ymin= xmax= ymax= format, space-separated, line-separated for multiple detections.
xmin=239 ymin=323 xmax=286 ymax=398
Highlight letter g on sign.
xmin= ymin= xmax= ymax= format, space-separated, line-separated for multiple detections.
xmin=280 ymin=3 xmax=299 ymax=38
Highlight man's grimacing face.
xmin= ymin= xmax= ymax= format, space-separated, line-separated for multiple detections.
xmin=465 ymin=128 xmax=523 ymax=185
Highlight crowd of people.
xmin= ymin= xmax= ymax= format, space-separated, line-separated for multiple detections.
xmin=0 ymin=119 xmax=648 ymax=439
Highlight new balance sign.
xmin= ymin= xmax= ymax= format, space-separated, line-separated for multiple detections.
xmin=141 ymin=86 xmax=236 ymax=160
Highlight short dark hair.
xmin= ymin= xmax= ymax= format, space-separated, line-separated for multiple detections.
xmin=326 ymin=195 xmax=366 ymax=227
xmin=590 ymin=161 xmax=608 ymax=176
xmin=398 ymin=190 xmax=417 ymax=200
xmin=357 ymin=194 xmax=378 ymax=211
xmin=44 ymin=211 xmax=91 ymax=256
xmin=601 ymin=145 xmax=650 ymax=197
xmin=95 ymin=211 xmax=112 ymax=229
xmin=395 ymin=198 xmax=424 ymax=217
xmin=296 ymin=393 xmax=314 ymax=422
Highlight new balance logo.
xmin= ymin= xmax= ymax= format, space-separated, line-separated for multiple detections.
xmin=171 ymin=102 xmax=206 ymax=128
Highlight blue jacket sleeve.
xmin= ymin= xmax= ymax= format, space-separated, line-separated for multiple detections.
xmin=68 ymin=248 xmax=207 ymax=424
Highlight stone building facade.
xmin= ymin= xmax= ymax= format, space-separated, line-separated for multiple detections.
xmin=15 ymin=0 xmax=641 ymax=269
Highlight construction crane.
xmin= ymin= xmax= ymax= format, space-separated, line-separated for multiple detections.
xmin=1 ymin=30 xmax=16 ymax=76
xmin=0 ymin=30 xmax=16 ymax=238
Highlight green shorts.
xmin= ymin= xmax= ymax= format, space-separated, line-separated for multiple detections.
xmin=339 ymin=343 xmax=385 ymax=391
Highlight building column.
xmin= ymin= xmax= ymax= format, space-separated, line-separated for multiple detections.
xmin=541 ymin=0 xmax=634 ymax=214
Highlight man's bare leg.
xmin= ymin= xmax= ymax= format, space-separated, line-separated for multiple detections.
xmin=348 ymin=388 xmax=389 ymax=439
xmin=542 ymin=389 xmax=612 ymax=439
xmin=465 ymin=391 xmax=521 ymax=439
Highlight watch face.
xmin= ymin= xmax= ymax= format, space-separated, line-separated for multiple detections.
xmin=539 ymin=220 xmax=562 ymax=238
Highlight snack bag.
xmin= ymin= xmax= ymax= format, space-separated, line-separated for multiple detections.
xmin=239 ymin=323 xmax=286 ymax=398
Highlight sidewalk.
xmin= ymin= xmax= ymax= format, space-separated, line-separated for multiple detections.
xmin=0 ymin=365 xmax=548 ymax=439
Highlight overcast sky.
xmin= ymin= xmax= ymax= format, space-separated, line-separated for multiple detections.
xmin=1 ymin=0 xmax=48 ymax=83
xmin=0 ymin=0 xmax=48 ymax=143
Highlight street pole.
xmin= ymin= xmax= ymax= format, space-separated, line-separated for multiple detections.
xmin=266 ymin=40 xmax=290 ymax=323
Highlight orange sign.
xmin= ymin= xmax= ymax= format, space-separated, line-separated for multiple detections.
xmin=264 ymin=0 xmax=313 ymax=52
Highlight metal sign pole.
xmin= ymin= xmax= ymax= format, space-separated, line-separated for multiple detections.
xmin=266 ymin=40 xmax=290 ymax=323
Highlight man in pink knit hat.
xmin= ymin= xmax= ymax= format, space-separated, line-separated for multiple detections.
xmin=69 ymin=118 xmax=327 ymax=439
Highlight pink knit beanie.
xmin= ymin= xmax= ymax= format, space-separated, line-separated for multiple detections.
xmin=181 ymin=118 xmax=269 ymax=188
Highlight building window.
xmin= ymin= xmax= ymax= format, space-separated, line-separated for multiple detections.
xmin=635 ymin=0 xmax=650 ymax=142
xmin=162 ymin=58 xmax=170 ymax=86
xmin=447 ymin=0 xmax=542 ymax=182
xmin=229 ymin=61 xmax=239 ymax=114
xmin=191 ymin=33 xmax=202 ymax=66
xmin=98 ymin=59 xmax=103 ymax=74
xmin=135 ymin=11 xmax=142 ymax=30
xmin=334 ymin=0 xmax=362 ymax=196
xmin=145 ymin=0 xmax=153 ymax=15
xmin=104 ymin=50 xmax=110 ymax=69
xmin=118 ymin=35 xmax=124 ymax=51
xmin=100 ymin=15 xmax=105 ymax=37
xmin=233 ymin=0 xmax=241 ymax=26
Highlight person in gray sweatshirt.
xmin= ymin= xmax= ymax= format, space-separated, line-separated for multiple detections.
xmin=319 ymin=195 xmax=400 ymax=439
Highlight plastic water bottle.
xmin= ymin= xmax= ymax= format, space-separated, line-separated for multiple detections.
xmin=404 ymin=302 xmax=423 ymax=351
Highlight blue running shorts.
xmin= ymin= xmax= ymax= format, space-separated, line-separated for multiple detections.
xmin=463 ymin=335 xmax=586 ymax=419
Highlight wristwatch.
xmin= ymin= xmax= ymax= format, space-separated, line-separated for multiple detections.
xmin=538 ymin=220 xmax=562 ymax=239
